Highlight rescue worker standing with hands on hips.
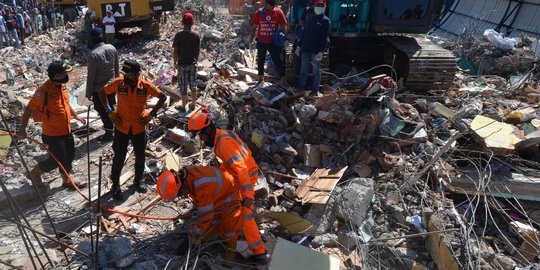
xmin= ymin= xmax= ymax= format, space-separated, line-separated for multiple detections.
xmin=249 ymin=0 xmax=288 ymax=86
xmin=99 ymin=60 xmax=167 ymax=200
xmin=187 ymin=111 xmax=267 ymax=265
xmin=17 ymin=61 xmax=87 ymax=189
xmin=156 ymin=166 xmax=242 ymax=257
xmin=296 ymin=0 xmax=330 ymax=96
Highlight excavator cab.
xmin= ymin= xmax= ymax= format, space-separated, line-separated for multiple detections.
xmin=327 ymin=0 xmax=443 ymax=34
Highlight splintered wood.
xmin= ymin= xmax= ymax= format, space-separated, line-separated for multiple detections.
xmin=296 ymin=167 xmax=348 ymax=204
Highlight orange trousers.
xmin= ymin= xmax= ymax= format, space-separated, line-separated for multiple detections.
xmin=241 ymin=172 xmax=265 ymax=255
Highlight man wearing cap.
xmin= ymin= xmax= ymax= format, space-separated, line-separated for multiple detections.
xmin=99 ymin=60 xmax=168 ymax=200
xmin=85 ymin=27 xmax=119 ymax=141
xmin=172 ymin=12 xmax=200 ymax=112
xmin=102 ymin=10 xmax=115 ymax=44
xmin=249 ymin=0 xmax=287 ymax=86
xmin=17 ymin=61 xmax=87 ymax=190
xmin=296 ymin=0 xmax=329 ymax=96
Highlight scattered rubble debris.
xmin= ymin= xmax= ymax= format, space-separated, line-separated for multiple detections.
xmin=0 ymin=1 xmax=539 ymax=270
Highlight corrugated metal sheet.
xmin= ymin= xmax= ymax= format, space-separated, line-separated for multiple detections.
xmin=431 ymin=0 xmax=540 ymax=54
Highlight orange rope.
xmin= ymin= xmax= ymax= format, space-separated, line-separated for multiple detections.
xmin=2 ymin=132 xmax=190 ymax=220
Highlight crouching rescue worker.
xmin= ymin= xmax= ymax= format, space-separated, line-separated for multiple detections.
xmin=157 ymin=166 xmax=242 ymax=256
xmin=187 ymin=110 xmax=267 ymax=264
xmin=99 ymin=60 xmax=167 ymax=200
xmin=17 ymin=61 xmax=87 ymax=189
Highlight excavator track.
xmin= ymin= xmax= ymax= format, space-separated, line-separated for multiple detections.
xmin=388 ymin=36 xmax=457 ymax=91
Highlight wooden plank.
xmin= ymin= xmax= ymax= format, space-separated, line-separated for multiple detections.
xmin=296 ymin=167 xmax=348 ymax=204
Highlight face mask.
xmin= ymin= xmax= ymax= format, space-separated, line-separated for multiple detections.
xmin=52 ymin=74 xmax=69 ymax=84
xmin=124 ymin=76 xmax=136 ymax=84
xmin=314 ymin=7 xmax=325 ymax=15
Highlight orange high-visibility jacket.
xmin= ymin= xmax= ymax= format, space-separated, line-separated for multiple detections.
xmin=28 ymin=80 xmax=72 ymax=136
xmin=213 ymin=129 xmax=259 ymax=200
xmin=185 ymin=166 xmax=241 ymax=238
xmin=103 ymin=77 xmax=161 ymax=135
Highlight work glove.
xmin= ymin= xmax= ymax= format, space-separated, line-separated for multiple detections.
xmin=108 ymin=111 xmax=122 ymax=125
xmin=295 ymin=46 xmax=301 ymax=56
xmin=241 ymin=198 xmax=254 ymax=208
xmin=138 ymin=114 xmax=153 ymax=125
xmin=314 ymin=52 xmax=323 ymax=61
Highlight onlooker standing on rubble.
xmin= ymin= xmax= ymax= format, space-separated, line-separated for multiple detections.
xmin=85 ymin=27 xmax=119 ymax=142
xmin=99 ymin=60 xmax=167 ymax=200
xmin=15 ymin=7 xmax=24 ymax=45
xmin=249 ymin=0 xmax=287 ymax=86
xmin=17 ymin=61 xmax=88 ymax=190
xmin=4 ymin=8 xmax=19 ymax=48
xmin=102 ymin=10 xmax=115 ymax=44
xmin=33 ymin=8 xmax=42 ymax=35
xmin=23 ymin=11 xmax=33 ymax=36
xmin=172 ymin=12 xmax=200 ymax=112
xmin=0 ymin=12 xmax=8 ymax=48
xmin=187 ymin=111 xmax=268 ymax=265
xmin=291 ymin=7 xmax=314 ymax=74
xmin=156 ymin=166 xmax=242 ymax=258
xmin=297 ymin=0 xmax=329 ymax=95
xmin=83 ymin=9 xmax=94 ymax=48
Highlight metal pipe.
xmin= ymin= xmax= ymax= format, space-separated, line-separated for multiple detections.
xmin=0 ymin=214 xmax=91 ymax=258
xmin=0 ymin=259 xmax=25 ymax=270
xmin=0 ymin=179 xmax=49 ymax=268
xmin=0 ymin=102 xmax=67 ymax=261
xmin=0 ymin=181 xmax=39 ymax=270
xmin=94 ymin=157 xmax=103 ymax=270
xmin=87 ymin=105 xmax=94 ymax=255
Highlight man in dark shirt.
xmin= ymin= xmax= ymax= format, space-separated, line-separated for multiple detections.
xmin=172 ymin=12 xmax=200 ymax=112
xmin=85 ymin=28 xmax=119 ymax=141
xmin=297 ymin=0 xmax=329 ymax=95
xmin=4 ymin=8 xmax=19 ymax=48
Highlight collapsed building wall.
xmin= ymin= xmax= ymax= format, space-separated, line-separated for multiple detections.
xmin=431 ymin=0 xmax=540 ymax=55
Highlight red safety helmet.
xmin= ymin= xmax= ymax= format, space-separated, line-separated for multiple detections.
xmin=187 ymin=111 xmax=211 ymax=132
xmin=156 ymin=168 xmax=188 ymax=200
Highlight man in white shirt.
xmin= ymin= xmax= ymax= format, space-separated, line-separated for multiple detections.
xmin=102 ymin=10 xmax=115 ymax=44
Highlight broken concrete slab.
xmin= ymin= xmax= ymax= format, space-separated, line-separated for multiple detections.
xmin=337 ymin=227 xmax=359 ymax=249
xmin=268 ymin=237 xmax=340 ymax=270
xmin=334 ymin=178 xmax=374 ymax=227
xmin=311 ymin=233 xmax=339 ymax=248
xmin=110 ymin=237 xmax=135 ymax=268
xmin=470 ymin=115 xmax=524 ymax=155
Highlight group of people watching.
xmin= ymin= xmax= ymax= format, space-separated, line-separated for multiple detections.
xmin=0 ymin=3 xmax=64 ymax=49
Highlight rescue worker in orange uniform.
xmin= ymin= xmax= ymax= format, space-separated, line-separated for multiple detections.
xmin=187 ymin=111 xmax=267 ymax=264
xmin=99 ymin=60 xmax=167 ymax=200
xmin=17 ymin=61 xmax=87 ymax=189
xmin=156 ymin=166 xmax=242 ymax=254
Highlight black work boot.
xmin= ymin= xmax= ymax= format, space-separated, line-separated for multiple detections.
xmin=111 ymin=185 xmax=124 ymax=201
xmin=248 ymin=252 xmax=268 ymax=265
xmin=133 ymin=179 xmax=147 ymax=193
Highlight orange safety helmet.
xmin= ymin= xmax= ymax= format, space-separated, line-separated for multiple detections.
xmin=156 ymin=168 xmax=189 ymax=200
xmin=187 ymin=111 xmax=211 ymax=132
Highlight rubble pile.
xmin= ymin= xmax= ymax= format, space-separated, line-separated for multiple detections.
xmin=197 ymin=41 xmax=540 ymax=267
xmin=1 ymin=3 xmax=540 ymax=269
xmin=437 ymin=30 xmax=539 ymax=77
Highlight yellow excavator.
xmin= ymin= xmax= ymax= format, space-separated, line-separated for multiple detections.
xmin=87 ymin=0 xmax=175 ymax=38
xmin=38 ymin=0 xmax=85 ymax=22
